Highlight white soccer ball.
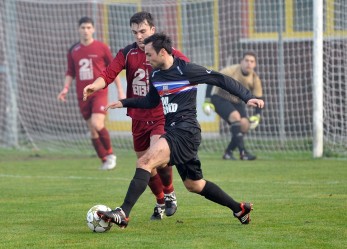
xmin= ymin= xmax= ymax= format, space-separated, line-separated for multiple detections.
xmin=203 ymin=104 xmax=212 ymax=115
xmin=86 ymin=204 xmax=113 ymax=233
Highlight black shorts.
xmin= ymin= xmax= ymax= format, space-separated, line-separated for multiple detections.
xmin=211 ymin=95 xmax=247 ymax=124
xmin=161 ymin=121 xmax=203 ymax=181
xmin=176 ymin=158 xmax=203 ymax=181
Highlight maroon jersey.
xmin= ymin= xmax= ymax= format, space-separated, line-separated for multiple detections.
xmin=66 ymin=40 xmax=113 ymax=100
xmin=100 ymin=42 xmax=189 ymax=121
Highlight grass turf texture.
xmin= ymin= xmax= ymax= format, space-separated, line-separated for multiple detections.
xmin=0 ymin=149 xmax=346 ymax=249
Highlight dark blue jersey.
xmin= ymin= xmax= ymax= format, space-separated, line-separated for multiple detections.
xmin=121 ymin=58 xmax=255 ymax=127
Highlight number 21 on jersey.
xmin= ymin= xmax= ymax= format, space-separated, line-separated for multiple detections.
xmin=79 ymin=58 xmax=94 ymax=80
xmin=132 ymin=68 xmax=148 ymax=96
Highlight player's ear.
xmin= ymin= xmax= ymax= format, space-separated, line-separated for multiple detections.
xmin=160 ymin=48 xmax=165 ymax=56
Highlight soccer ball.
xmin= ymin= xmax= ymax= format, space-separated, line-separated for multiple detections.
xmin=86 ymin=204 xmax=113 ymax=233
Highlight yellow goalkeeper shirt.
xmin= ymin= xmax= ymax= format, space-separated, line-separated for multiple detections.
xmin=211 ymin=64 xmax=262 ymax=103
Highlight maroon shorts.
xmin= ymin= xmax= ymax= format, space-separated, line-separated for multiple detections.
xmin=78 ymin=91 xmax=108 ymax=120
xmin=132 ymin=118 xmax=165 ymax=152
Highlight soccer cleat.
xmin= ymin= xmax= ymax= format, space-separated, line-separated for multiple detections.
xmin=240 ymin=150 xmax=256 ymax=160
xmin=223 ymin=151 xmax=237 ymax=160
xmin=150 ymin=203 xmax=165 ymax=220
xmin=164 ymin=192 xmax=177 ymax=216
xmin=100 ymin=154 xmax=116 ymax=170
xmin=233 ymin=202 xmax=253 ymax=224
xmin=97 ymin=207 xmax=129 ymax=228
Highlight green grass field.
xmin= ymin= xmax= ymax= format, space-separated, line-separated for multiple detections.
xmin=0 ymin=149 xmax=346 ymax=249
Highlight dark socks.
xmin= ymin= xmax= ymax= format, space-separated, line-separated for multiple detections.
xmin=121 ymin=168 xmax=151 ymax=217
xmin=98 ymin=128 xmax=113 ymax=155
xmin=226 ymin=121 xmax=244 ymax=153
xmin=91 ymin=138 xmax=107 ymax=161
xmin=199 ymin=180 xmax=241 ymax=213
xmin=148 ymin=174 xmax=165 ymax=204
xmin=157 ymin=166 xmax=174 ymax=194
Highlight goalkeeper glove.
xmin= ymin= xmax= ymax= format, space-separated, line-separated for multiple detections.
xmin=202 ymin=101 xmax=215 ymax=116
xmin=249 ymin=114 xmax=261 ymax=130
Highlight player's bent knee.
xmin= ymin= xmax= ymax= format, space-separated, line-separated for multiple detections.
xmin=183 ymin=179 xmax=204 ymax=193
xmin=137 ymin=156 xmax=158 ymax=171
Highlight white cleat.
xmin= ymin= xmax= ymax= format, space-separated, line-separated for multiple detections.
xmin=164 ymin=192 xmax=177 ymax=216
xmin=100 ymin=154 xmax=116 ymax=170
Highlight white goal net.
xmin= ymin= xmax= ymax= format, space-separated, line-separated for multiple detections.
xmin=0 ymin=0 xmax=346 ymax=157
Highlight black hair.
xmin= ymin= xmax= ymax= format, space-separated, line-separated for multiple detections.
xmin=78 ymin=16 xmax=94 ymax=27
xmin=242 ymin=51 xmax=257 ymax=62
xmin=130 ymin=11 xmax=155 ymax=27
xmin=144 ymin=32 xmax=173 ymax=54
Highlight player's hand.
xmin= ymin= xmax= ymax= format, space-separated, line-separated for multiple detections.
xmin=247 ymin=99 xmax=264 ymax=108
xmin=104 ymin=101 xmax=123 ymax=111
xmin=249 ymin=114 xmax=261 ymax=130
xmin=202 ymin=101 xmax=215 ymax=116
xmin=57 ymin=88 xmax=68 ymax=102
xmin=83 ymin=84 xmax=97 ymax=101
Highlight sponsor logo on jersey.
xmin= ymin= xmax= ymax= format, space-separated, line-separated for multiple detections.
xmin=161 ymin=96 xmax=178 ymax=115
xmin=163 ymin=85 xmax=169 ymax=95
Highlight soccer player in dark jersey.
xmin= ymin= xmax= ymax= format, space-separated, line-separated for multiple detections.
xmin=57 ymin=16 xmax=124 ymax=170
xmin=84 ymin=33 xmax=265 ymax=228
xmin=203 ymin=51 xmax=263 ymax=160
xmin=82 ymin=12 xmax=189 ymax=220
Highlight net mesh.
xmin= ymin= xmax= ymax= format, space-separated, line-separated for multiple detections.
xmin=0 ymin=0 xmax=346 ymax=157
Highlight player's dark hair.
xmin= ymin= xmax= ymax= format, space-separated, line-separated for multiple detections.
xmin=144 ymin=33 xmax=173 ymax=55
xmin=242 ymin=51 xmax=257 ymax=62
xmin=78 ymin=16 xmax=94 ymax=27
xmin=130 ymin=11 xmax=155 ymax=27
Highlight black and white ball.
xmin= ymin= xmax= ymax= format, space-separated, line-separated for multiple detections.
xmin=86 ymin=204 xmax=113 ymax=233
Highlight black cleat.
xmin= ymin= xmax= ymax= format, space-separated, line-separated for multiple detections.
xmin=240 ymin=150 xmax=256 ymax=160
xmin=97 ymin=207 xmax=129 ymax=228
xmin=223 ymin=151 xmax=237 ymax=160
xmin=150 ymin=204 xmax=165 ymax=220
xmin=233 ymin=202 xmax=253 ymax=224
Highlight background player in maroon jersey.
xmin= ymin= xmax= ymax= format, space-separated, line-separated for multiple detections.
xmin=57 ymin=17 xmax=125 ymax=170
xmin=82 ymin=12 xmax=189 ymax=220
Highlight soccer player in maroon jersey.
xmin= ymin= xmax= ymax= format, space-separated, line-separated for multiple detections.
xmin=57 ymin=17 xmax=125 ymax=170
xmin=83 ymin=12 xmax=189 ymax=220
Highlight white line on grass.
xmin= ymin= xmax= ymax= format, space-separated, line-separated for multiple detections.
xmin=0 ymin=174 xmax=129 ymax=181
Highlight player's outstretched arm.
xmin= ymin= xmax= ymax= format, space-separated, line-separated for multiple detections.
xmin=57 ymin=75 xmax=73 ymax=102
xmin=105 ymin=101 xmax=123 ymax=111
xmin=247 ymin=98 xmax=264 ymax=108
xmin=83 ymin=77 xmax=106 ymax=101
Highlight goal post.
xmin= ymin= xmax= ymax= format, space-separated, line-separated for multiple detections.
xmin=0 ymin=0 xmax=346 ymax=158
xmin=3 ymin=0 xmax=19 ymax=148
xmin=312 ymin=0 xmax=324 ymax=158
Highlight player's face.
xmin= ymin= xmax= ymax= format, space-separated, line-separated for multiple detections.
xmin=240 ymin=55 xmax=256 ymax=75
xmin=79 ymin=23 xmax=95 ymax=43
xmin=131 ymin=20 xmax=155 ymax=50
xmin=145 ymin=43 xmax=164 ymax=69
